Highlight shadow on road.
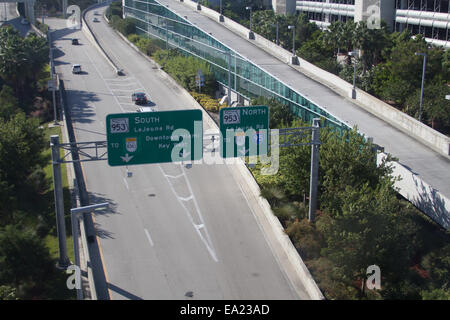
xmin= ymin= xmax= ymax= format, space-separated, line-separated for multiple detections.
xmin=413 ymin=176 xmax=449 ymax=229
xmin=107 ymin=283 xmax=143 ymax=300
xmin=66 ymin=89 xmax=100 ymax=124
xmin=88 ymin=192 xmax=119 ymax=240
xmin=50 ymin=26 xmax=78 ymax=42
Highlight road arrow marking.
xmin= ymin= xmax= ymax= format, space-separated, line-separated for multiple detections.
xmin=120 ymin=153 xmax=134 ymax=163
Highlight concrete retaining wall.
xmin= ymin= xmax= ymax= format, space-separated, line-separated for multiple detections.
xmin=378 ymin=153 xmax=450 ymax=229
xmin=357 ymin=91 xmax=450 ymax=157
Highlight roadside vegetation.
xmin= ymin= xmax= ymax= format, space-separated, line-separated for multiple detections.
xmin=250 ymin=98 xmax=449 ymax=299
xmin=109 ymin=2 xmax=449 ymax=300
xmin=0 ymin=26 xmax=74 ymax=300
xmin=207 ymin=2 xmax=450 ymax=136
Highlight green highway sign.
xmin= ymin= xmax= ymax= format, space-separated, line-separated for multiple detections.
xmin=106 ymin=110 xmax=203 ymax=166
xmin=219 ymin=105 xmax=269 ymax=158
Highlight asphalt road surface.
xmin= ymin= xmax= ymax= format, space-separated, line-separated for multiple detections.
xmin=48 ymin=5 xmax=307 ymax=300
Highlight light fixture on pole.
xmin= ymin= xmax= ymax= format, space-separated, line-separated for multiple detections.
xmin=287 ymin=25 xmax=295 ymax=55
xmin=246 ymin=6 xmax=254 ymax=39
xmin=219 ymin=0 xmax=224 ymax=22
xmin=348 ymin=50 xmax=359 ymax=99
xmin=287 ymin=25 xmax=298 ymax=65
xmin=273 ymin=21 xmax=279 ymax=45
xmin=415 ymin=52 xmax=427 ymax=123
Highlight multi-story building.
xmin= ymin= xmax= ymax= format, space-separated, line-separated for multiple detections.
xmin=272 ymin=0 xmax=450 ymax=48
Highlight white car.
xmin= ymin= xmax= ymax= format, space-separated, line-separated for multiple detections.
xmin=93 ymin=17 xmax=99 ymax=22
xmin=72 ymin=64 xmax=82 ymax=74
xmin=137 ymin=107 xmax=155 ymax=112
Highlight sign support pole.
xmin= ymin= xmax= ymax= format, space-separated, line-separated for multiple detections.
xmin=308 ymin=118 xmax=320 ymax=222
xmin=51 ymin=135 xmax=70 ymax=269
xmin=227 ymin=51 xmax=232 ymax=106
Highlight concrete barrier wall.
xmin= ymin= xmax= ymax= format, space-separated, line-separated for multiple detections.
xmin=357 ymin=90 xmax=450 ymax=157
xmin=378 ymin=153 xmax=450 ymax=229
xmin=82 ymin=3 xmax=118 ymax=72
xmin=184 ymin=1 xmax=450 ymax=159
xmin=30 ymin=22 xmax=46 ymax=38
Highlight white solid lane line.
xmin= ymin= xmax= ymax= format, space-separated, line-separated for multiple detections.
xmin=144 ymin=228 xmax=154 ymax=247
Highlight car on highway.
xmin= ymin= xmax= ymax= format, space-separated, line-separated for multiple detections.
xmin=94 ymin=11 xmax=99 ymax=15
xmin=20 ymin=18 xmax=29 ymax=25
xmin=72 ymin=64 xmax=82 ymax=74
xmin=71 ymin=38 xmax=79 ymax=45
xmin=137 ymin=106 xmax=155 ymax=112
xmin=132 ymin=92 xmax=148 ymax=105
xmin=93 ymin=17 xmax=99 ymax=22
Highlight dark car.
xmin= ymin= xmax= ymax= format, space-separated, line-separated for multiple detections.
xmin=132 ymin=92 xmax=148 ymax=105
xmin=72 ymin=38 xmax=79 ymax=45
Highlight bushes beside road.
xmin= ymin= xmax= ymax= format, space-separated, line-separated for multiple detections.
xmin=250 ymin=97 xmax=450 ymax=300
xmin=0 ymin=26 xmax=75 ymax=300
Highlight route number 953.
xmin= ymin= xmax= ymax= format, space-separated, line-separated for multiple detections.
xmin=222 ymin=109 xmax=240 ymax=125
xmin=110 ymin=118 xmax=129 ymax=133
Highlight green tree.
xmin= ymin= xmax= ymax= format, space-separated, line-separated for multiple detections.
xmin=370 ymin=33 xmax=447 ymax=107
xmin=0 ymin=113 xmax=46 ymax=203
xmin=159 ymin=53 xmax=216 ymax=95
xmin=421 ymin=288 xmax=450 ymax=300
xmin=251 ymin=96 xmax=294 ymax=128
xmin=299 ymin=30 xmax=341 ymax=75
xmin=0 ymin=27 xmax=28 ymax=101
xmin=0 ymin=285 xmax=17 ymax=300
xmin=352 ymin=21 xmax=391 ymax=73
xmin=324 ymin=21 xmax=356 ymax=60
xmin=421 ymin=244 xmax=450 ymax=292
xmin=0 ymin=85 xmax=19 ymax=119
xmin=317 ymin=181 xmax=418 ymax=298
xmin=404 ymin=82 xmax=450 ymax=130
xmin=0 ymin=27 xmax=48 ymax=110
xmin=0 ymin=224 xmax=54 ymax=298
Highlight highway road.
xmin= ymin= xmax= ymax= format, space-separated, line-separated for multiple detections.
xmin=0 ymin=2 xmax=31 ymax=37
xmin=158 ymin=0 xmax=450 ymax=200
xmin=48 ymin=5 xmax=309 ymax=299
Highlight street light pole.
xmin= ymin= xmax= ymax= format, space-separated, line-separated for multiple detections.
xmin=348 ymin=50 xmax=358 ymax=99
xmin=245 ymin=6 xmax=254 ymax=39
xmin=219 ymin=0 xmax=224 ymax=22
xmin=288 ymin=25 xmax=295 ymax=56
xmin=287 ymin=25 xmax=297 ymax=64
xmin=415 ymin=52 xmax=427 ymax=123
xmin=50 ymin=135 xmax=70 ymax=269
xmin=308 ymin=118 xmax=321 ymax=222
xmin=275 ymin=21 xmax=279 ymax=45
xmin=48 ymin=29 xmax=58 ymax=125
xmin=227 ymin=50 xmax=232 ymax=106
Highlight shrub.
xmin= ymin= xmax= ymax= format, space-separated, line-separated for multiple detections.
xmin=285 ymin=218 xmax=323 ymax=260
xmin=127 ymin=34 xmax=140 ymax=44
xmin=190 ymin=92 xmax=227 ymax=113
